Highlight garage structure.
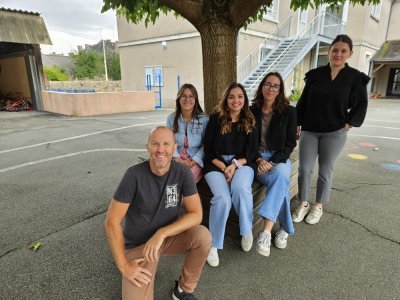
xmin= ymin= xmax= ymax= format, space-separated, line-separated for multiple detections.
xmin=0 ymin=7 xmax=52 ymax=110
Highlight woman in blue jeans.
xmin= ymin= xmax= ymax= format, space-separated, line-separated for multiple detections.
xmin=203 ymin=82 xmax=258 ymax=267
xmin=251 ymin=72 xmax=297 ymax=257
xmin=166 ymin=83 xmax=208 ymax=183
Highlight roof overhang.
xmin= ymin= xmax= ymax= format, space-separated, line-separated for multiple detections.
xmin=0 ymin=7 xmax=52 ymax=45
xmin=371 ymin=40 xmax=400 ymax=63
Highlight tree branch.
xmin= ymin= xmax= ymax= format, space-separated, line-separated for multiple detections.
xmin=230 ymin=0 xmax=272 ymax=28
xmin=159 ymin=0 xmax=204 ymax=26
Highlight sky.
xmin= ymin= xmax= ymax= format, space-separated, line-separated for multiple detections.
xmin=1 ymin=0 xmax=118 ymax=55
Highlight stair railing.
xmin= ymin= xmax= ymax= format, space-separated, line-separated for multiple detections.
xmin=244 ymin=11 xmax=346 ymax=96
xmin=237 ymin=15 xmax=292 ymax=83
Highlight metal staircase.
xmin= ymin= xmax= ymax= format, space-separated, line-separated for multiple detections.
xmin=239 ymin=11 xmax=346 ymax=97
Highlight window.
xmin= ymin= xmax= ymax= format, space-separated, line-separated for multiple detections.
xmin=144 ymin=66 xmax=163 ymax=88
xmin=371 ymin=2 xmax=381 ymax=21
xmin=317 ymin=55 xmax=329 ymax=67
xmin=264 ymin=0 xmax=279 ymax=21
xmin=299 ymin=8 xmax=308 ymax=24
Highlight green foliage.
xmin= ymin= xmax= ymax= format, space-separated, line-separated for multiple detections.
xmin=71 ymin=50 xmax=104 ymax=79
xmin=102 ymin=0 xmax=381 ymax=28
xmin=289 ymin=89 xmax=302 ymax=102
xmin=44 ymin=66 xmax=69 ymax=81
xmin=106 ymin=52 xmax=121 ymax=80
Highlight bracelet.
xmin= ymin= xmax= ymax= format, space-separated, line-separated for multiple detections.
xmin=232 ymin=159 xmax=243 ymax=168
xmin=269 ymin=161 xmax=276 ymax=166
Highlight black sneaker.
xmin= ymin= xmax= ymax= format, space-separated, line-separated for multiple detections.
xmin=172 ymin=281 xmax=197 ymax=300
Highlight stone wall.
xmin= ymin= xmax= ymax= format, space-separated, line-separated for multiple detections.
xmin=48 ymin=80 xmax=122 ymax=92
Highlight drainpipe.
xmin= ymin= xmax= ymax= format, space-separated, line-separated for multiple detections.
xmin=385 ymin=0 xmax=394 ymax=41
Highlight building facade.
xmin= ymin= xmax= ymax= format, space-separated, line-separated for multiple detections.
xmin=117 ymin=0 xmax=400 ymax=108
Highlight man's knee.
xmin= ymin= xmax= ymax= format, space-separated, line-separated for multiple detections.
xmin=189 ymin=225 xmax=212 ymax=247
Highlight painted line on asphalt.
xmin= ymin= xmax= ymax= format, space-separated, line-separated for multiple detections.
xmin=348 ymin=133 xmax=400 ymax=141
xmin=363 ymin=125 xmax=400 ymax=130
xmin=0 ymin=121 xmax=163 ymax=154
xmin=0 ymin=148 xmax=146 ymax=173
xmin=366 ymin=119 xmax=400 ymax=124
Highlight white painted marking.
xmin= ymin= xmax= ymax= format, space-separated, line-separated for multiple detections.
xmin=363 ymin=125 xmax=400 ymax=130
xmin=348 ymin=134 xmax=400 ymax=141
xmin=366 ymin=119 xmax=400 ymax=124
xmin=0 ymin=121 xmax=163 ymax=154
xmin=0 ymin=148 xmax=146 ymax=173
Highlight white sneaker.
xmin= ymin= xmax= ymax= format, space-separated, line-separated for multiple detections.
xmin=292 ymin=203 xmax=311 ymax=223
xmin=305 ymin=206 xmax=323 ymax=224
xmin=206 ymin=247 xmax=219 ymax=267
xmin=256 ymin=231 xmax=271 ymax=257
xmin=241 ymin=232 xmax=253 ymax=252
xmin=274 ymin=228 xmax=289 ymax=249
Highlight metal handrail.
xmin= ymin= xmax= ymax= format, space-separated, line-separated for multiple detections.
xmin=243 ymin=11 xmax=346 ymax=96
xmin=237 ymin=15 xmax=292 ymax=82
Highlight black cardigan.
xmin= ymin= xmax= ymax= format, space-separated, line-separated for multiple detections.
xmin=251 ymin=105 xmax=297 ymax=164
xmin=296 ymin=63 xmax=370 ymax=133
xmin=203 ymin=112 xmax=259 ymax=174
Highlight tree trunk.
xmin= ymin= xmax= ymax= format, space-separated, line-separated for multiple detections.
xmin=198 ymin=23 xmax=239 ymax=115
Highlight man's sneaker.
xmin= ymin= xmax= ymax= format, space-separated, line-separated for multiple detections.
xmin=292 ymin=203 xmax=311 ymax=223
xmin=172 ymin=281 xmax=197 ymax=300
xmin=274 ymin=228 xmax=289 ymax=249
xmin=256 ymin=231 xmax=271 ymax=257
xmin=241 ymin=232 xmax=253 ymax=252
xmin=206 ymin=247 xmax=219 ymax=267
xmin=305 ymin=206 xmax=323 ymax=224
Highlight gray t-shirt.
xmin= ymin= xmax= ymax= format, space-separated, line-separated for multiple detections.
xmin=113 ymin=160 xmax=197 ymax=249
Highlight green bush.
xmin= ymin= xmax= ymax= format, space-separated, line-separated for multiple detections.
xmin=44 ymin=66 xmax=69 ymax=81
xmin=289 ymin=89 xmax=302 ymax=102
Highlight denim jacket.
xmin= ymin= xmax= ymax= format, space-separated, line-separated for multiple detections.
xmin=166 ymin=113 xmax=208 ymax=167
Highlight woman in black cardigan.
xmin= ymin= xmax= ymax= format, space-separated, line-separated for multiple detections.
xmin=251 ymin=72 xmax=297 ymax=257
xmin=294 ymin=34 xmax=369 ymax=225
xmin=203 ymin=82 xmax=258 ymax=267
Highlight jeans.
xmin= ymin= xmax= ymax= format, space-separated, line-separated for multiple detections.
xmin=204 ymin=155 xmax=254 ymax=249
xmin=256 ymin=150 xmax=294 ymax=235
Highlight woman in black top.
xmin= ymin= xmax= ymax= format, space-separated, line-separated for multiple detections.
xmin=251 ymin=72 xmax=297 ymax=257
xmin=293 ymin=34 xmax=370 ymax=225
xmin=203 ymin=82 xmax=258 ymax=267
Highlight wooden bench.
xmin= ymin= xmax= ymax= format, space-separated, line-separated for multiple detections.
xmin=197 ymin=148 xmax=299 ymax=238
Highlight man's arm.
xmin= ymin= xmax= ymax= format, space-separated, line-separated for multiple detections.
xmin=143 ymin=193 xmax=203 ymax=263
xmin=104 ymin=200 xmax=151 ymax=287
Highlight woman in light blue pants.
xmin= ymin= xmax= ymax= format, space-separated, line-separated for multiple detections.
xmin=203 ymin=82 xmax=258 ymax=267
xmin=205 ymin=156 xmax=254 ymax=250
xmin=250 ymin=72 xmax=297 ymax=257
xmin=256 ymin=151 xmax=294 ymax=236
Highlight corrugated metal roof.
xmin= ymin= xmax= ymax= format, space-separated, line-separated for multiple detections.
xmin=0 ymin=7 xmax=52 ymax=45
xmin=371 ymin=40 xmax=400 ymax=62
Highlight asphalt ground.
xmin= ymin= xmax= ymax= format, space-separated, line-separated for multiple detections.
xmin=1 ymin=99 xmax=399 ymax=299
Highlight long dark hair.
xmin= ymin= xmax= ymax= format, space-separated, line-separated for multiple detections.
xmin=252 ymin=72 xmax=289 ymax=114
xmin=216 ymin=82 xmax=255 ymax=135
xmin=330 ymin=34 xmax=353 ymax=51
xmin=172 ymin=83 xmax=204 ymax=133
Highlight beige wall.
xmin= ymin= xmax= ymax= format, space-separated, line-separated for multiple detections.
xmin=118 ymin=13 xmax=196 ymax=42
xmin=346 ymin=0 xmax=392 ymax=47
xmin=387 ymin=0 xmax=400 ymax=40
xmin=0 ymin=55 xmax=31 ymax=98
xmin=119 ymin=36 xmax=203 ymax=109
xmin=42 ymin=91 xmax=155 ymax=116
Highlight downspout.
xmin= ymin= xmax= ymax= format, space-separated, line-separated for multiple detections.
xmin=385 ymin=0 xmax=394 ymax=41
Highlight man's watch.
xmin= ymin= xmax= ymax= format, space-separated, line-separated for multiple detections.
xmin=232 ymin=159 xmax=243 ymax=168
xmin=269 ymin=161 xmax=276 ymax=166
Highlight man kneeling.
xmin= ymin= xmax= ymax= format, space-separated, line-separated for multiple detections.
xmin=105 ymin=126 xmax=211 ymax=300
